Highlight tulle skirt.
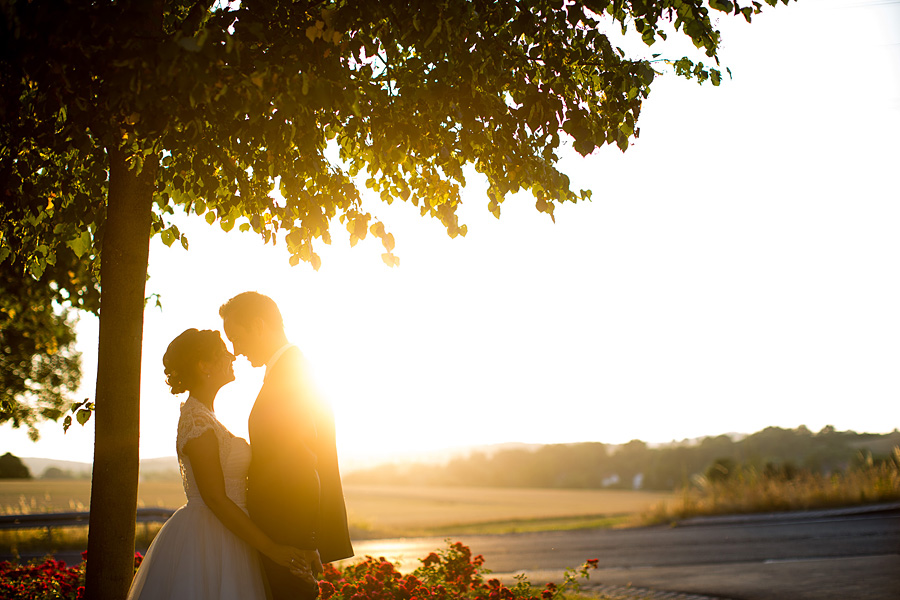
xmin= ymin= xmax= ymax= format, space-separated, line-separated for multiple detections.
xmin=126 ymin=502 xmax=268 ymax=600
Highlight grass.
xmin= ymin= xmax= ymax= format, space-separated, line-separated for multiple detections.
xmin=634 ymin=452 xmax=900 ymax=526
xmin=0 ymin=480 xmax=187 ymax=514
xmin=427 ymin=514 xmax=631 ymax=536
xmin=0 ymin=523 xmax=165 ymax=558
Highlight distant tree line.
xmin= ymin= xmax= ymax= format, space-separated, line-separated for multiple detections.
xmin=344 ymin=426 xmax=900 ymax=491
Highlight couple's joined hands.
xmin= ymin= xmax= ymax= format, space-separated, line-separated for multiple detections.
xmin=269 ymin=545 xmax=323 ymax=584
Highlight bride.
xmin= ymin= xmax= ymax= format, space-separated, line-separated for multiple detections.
xmin=127 ymin=328 xmax=314 ymax=600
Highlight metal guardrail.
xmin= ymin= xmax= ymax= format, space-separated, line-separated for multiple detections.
xmin=0 ymin=508 xmax=176 ymax=533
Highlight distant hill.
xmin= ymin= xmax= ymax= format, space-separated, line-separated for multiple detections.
xmin=20 ymin=457 xmax=92 ymax=479
xmin=19 ymin=456 xmax=180 ymax=481
xmin=341 ymin=441 xmax=543 ymax=473
xmin=139 ymin=456 xmax=180 ymax=481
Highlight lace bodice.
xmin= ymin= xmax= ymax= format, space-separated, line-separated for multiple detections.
xmin=176 ymin=397 xmax=251 ymax=508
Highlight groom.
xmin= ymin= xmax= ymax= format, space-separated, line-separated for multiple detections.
xmin=220 ymin=291 xmax=353 ymax=599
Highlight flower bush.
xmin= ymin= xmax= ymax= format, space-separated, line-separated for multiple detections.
xmin=0 ymin=551 xmax=143 ymax=600
xmin=0 ymin=556 xmax=85 ymax=600
xmin=320 ymin=541 xmax=598 ymax=600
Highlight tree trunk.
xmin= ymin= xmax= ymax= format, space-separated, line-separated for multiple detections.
xmin=85 ymin=147 xmax=156 ymax=600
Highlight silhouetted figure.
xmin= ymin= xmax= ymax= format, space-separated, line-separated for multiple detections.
xmin=221 ymin=292 xmax=353 ymax=600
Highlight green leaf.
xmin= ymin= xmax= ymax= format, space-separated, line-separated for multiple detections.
xmin=710 ymin=0 xmax=735 ymax=12
xmin=67 ymin=230 xmax=92 ymax=258
xmin=28 ymin=259 xmax=46 ymax=280
xmin=573 ymin=137 xmax=595 ymax=156
xmin=285 ymin=229 xmax=304 ymax=251
xmin=76 ymin=408 xmax=92 ymax=426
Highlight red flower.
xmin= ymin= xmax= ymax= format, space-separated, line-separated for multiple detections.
xmin=319 ymin=580 xmax=337 ymax=599
xmin=421 ymin=552 xmax=441 ymax=567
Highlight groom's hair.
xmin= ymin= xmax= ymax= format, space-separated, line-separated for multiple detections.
xmin=219 ymin=291 xmax=284 ymax=331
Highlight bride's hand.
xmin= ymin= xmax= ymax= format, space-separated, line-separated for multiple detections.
xmin=266 ymin=544 xmax=311 ymax=574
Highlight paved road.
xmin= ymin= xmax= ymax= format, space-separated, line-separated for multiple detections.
xmin=349 ymin=504 xmax=900 ymax=600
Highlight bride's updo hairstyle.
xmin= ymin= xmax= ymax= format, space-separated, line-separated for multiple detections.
xmin=163 ymin=329 xmax=224 ymax=395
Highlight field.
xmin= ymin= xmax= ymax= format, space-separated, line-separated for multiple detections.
xmin=1 ymin=480 xmax=673 ymax=539
xmin=343 ymin=484 xmax=672 ymax=537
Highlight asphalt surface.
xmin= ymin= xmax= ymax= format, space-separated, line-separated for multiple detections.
xmin=349 ymin=503 xmax=900 ymax=600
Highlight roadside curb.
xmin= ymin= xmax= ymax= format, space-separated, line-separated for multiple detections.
xmin=582 ymin=582 xmax=733 ymax=600
xmin=495 ymin=571 xmax=735 ymax=600
xmin=674 ymin=501 xmax=900 ymax=527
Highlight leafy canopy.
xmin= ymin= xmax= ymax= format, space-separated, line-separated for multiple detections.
xmin=1 ymin=0 xmax=794 ymax=279
xmin=0 ymin=250 xmax=96 ymax=439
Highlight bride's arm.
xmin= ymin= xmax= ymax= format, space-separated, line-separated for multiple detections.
xmin=183 ymin=430 xmax=315 ymax=576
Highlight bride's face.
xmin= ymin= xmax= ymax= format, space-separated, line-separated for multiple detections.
xmin=206 ymin=344 xmax=236 ymax=387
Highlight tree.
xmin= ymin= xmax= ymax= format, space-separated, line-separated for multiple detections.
xmin=0 ymin=0 xmax=796 ymax=596
xmin=41 ymin=466 xmax=75 ymax=479
xmin=0 ymin=452 xmax=32 ymax=479
xmin=0 ymin=250 xmax=98 ymax=440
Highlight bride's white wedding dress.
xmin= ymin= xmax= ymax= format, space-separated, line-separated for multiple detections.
xmin=127 ymin=397 xmax=268 ymax=600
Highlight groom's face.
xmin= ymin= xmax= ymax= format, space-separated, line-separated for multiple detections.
xmin=223 ymin=316 xmax=267 ymax=368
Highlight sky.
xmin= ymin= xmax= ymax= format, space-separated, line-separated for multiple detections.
xmin=4 ymin=0 xmax=899 ymax=469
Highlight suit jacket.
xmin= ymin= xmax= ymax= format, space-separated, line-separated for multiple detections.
xmin=247 ymin=346 xmax=354 ymax=563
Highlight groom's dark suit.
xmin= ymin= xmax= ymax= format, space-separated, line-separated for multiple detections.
xmin=247 ymin=345 xmax=353 ymax=600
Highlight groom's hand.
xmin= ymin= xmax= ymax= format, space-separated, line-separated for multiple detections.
xmin=304 ymin=549 xmax=323 ymax=578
